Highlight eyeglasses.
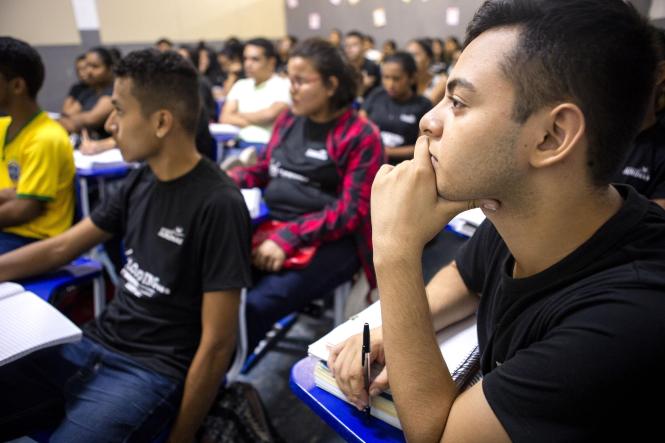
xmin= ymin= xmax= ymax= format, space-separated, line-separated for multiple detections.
xmin=288 ymin=75 xmax=321 ymax=89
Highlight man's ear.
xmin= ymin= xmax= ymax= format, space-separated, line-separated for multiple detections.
xmin=326 ymin=76 xmax=339 ymax=97
xmin=9 ymin=77 xmax=28 ymax=97
xmin=153 ymin=109 xmax=174 ymax=138
xmin=530 ymin=103 xmax=585 ymax=169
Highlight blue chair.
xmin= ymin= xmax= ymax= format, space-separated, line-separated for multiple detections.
xmin=19 ymin=256 xmax=106 ymax=317
xmin=228 ymin=281 xmax=353 ymax=379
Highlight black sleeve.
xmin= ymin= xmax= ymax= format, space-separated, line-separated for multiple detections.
xmin=362 ymin=88 xmax=380 ymax=114
xmin=197 ymin=185 xmax=253 ymax=292
xmin=89 ymin=170 xmax=138 ymax=235
xmin=482 ymin=283 xmax=665 ymax=441
xmin=454 ymin=220 xmax=494 ymax=293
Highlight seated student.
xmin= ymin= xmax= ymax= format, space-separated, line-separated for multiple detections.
xmin=227 ymin=38 xmax=383 ymax=352
xmin=328 ymin=1 xmax=665 ymax=441
xmin=344 ymin=31 xmax=381 ymax=98
xmin=58 ymin=46 xmax=116 ymax=140
xmin=0 ymin=49 xmax=252 ymax=442
xmin=220 ymin=38 xmax=291 ymax=145
xmin=614 ymin=27 xmax=665 ymax=209
xmin=407 ymin=38 xmax=447 ymax=105
xmin=0 ymin=37 xmax=74 ymax=254
xmin=361 ymin=51 xmax=432 ymax=164
xmin=60 ymin=54 xmax=89 ymax=117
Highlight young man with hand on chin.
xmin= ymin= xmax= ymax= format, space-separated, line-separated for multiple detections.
xmin=329 ymin=1 xmax=665 ymax=441
xmin=0 ymin=49 xmax=252 ymax=443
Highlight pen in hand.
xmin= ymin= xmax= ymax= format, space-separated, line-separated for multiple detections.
xmin=362 ymin=322 xmax=371 ymax=416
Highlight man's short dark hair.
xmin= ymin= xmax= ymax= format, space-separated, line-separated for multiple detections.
xmin=156 ymin=38 xmax=173 ymax=47
xmin=0 ymin=36 xmax=45 ymax=99
xmin=345 ymin=31 xmax=364 ymax=41
xmin=465 ymin=0 xmax=657 ymax=185
xmin=245 ymin=38 xmax=277 ymax=60
xmin=114 ymin=49 xmax=200 ymax=135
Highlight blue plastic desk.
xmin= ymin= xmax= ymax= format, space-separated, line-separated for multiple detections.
xmin=290 ymin=357 xmax=405 ymax=443
xmin=76 ymin=164 xmax=130 ymax=217
xmin=19 ymin=257 xmax=105 ymax=316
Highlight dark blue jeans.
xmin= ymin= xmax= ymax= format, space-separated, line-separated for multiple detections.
xmin=0 ymin=231 xmax=37 ymax=254
xmin=245 ymin=236 xmax=360 ymax=351
xmin=0 ymin=337 xmax=182 ymax=442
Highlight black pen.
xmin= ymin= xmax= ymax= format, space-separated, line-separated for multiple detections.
xmin=362 ymin=322 xmax=371 ymax=416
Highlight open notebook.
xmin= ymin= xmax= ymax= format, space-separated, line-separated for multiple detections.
xmin=74 ymin=148 xmax=127 ymax=170
xmin=308 ymin=301 xmax=480 ymax=430
xmin=0 ymin=282 xmax=82 ymax=366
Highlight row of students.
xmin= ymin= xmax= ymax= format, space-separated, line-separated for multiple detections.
xmin=2 ymin=1 xmax=665 ymax=440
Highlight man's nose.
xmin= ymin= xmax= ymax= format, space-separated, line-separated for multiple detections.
xmin=419 ymin=105 xmax=443 ymax=138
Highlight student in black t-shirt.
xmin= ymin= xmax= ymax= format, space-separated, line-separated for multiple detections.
xmin=328 ymin=1 xmax=665 ymax=442
xmin=59 ymin=46 xmax=116 ymax=140
xmin=344 ymin=31 xmax=381 ymax=98
xmin=0 ymin=49 xmax=252 ymax=442
xmin=361 ymin=51 xmax=432 ymax=164
xmin=614 ymin=26 xmax=665 ymax=209
xmin=227 ymin=38 xmax=383 ymax=352
xmin=60 ymin=53 xmax=89 ymax=117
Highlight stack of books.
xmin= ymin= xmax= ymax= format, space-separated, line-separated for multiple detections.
xmin=307 ymin=301 xmax=480 ymax=430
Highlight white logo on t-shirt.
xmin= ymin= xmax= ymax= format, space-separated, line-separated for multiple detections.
xmin=305 ymin=148 xmax=329 ymax=161
xmin=120 ymin=255 xmax=171 ymax=298
xmin=621 ymin=166 xmax=650 ymax=182
xmin=399 ymin=113 xmax=417 ymax=124
xmin=157 ymin=226 xmax=185 ymax=245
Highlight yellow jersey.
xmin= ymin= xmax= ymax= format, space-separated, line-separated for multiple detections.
xmin=0 ymin=111 xmax=75 ymax=239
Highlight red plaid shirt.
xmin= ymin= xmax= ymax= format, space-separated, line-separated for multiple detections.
xmin=228 ymin=108 xmax=384 ymax=287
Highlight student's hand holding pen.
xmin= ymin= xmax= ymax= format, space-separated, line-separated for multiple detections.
xmin=328 ymin=326 xmax=389 ymax=411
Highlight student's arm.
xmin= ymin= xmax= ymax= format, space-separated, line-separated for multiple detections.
xmin=79 ymin=130 xmax=115 ymax=155
xmin=237 ymin=102 xmax=289 ymax=126
xmin=653 ymin=198 xmax=665 ymax=210
xmin=61 ymin=96 xmax=82 ymax=116
xmin=370 ymin=138 xmax=506 ymax=442
xmin=0 ymin=198 xmax=44 ymax=228
xmin=219 ymin=98 xmax=250 ymax=127
xmin=0 ymin=188 xmax=16 ymax=205
xmin=59 ymin=95 xmax=113 ymax=133
xmin=167 ymin=289 xmax=240 ymax=443
xmin=328 ymin=260 xmax=479 ymax=408
xmin=385 ymin=145 xmax=415 ymax=160
xmin=0 ymin=218 xmax=111 ymax=280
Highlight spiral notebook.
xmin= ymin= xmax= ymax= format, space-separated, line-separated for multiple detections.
xmin=0 ymin=282 xmax=82 ymax=366
xmin=308 ymin=301 xmax=480 ymax=430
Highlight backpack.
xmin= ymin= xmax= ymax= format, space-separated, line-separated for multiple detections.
xmin=198 ymin=381 xmax=284 ymax=443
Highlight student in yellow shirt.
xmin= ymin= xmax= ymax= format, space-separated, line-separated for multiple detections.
xmin=0 ymin=37 xmax=75 ymax=254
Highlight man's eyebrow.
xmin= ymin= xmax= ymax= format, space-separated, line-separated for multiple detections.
xmin=447 ymin=78 xmax=476 ymax=95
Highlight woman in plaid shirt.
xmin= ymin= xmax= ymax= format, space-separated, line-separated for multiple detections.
xmin=228 ymin=38 xmax=384 ymax=351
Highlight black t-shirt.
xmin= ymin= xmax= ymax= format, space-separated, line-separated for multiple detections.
xmin=86 ymin=158 xmax=252 ymax=380
xmin=67 ymin=81 xmax=89 ymax=103
xmin=77 ymin=84 xmax=113 ymax=139
xmin=363 ymin=88 xmax=431 ymax=148
xmin=455 ymin=185 xmax=665 ymax=442
xmin=263 ymin=116 xmax=340 ymax=221
xmin=614 ymin=117 xmax=665 ymax=199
